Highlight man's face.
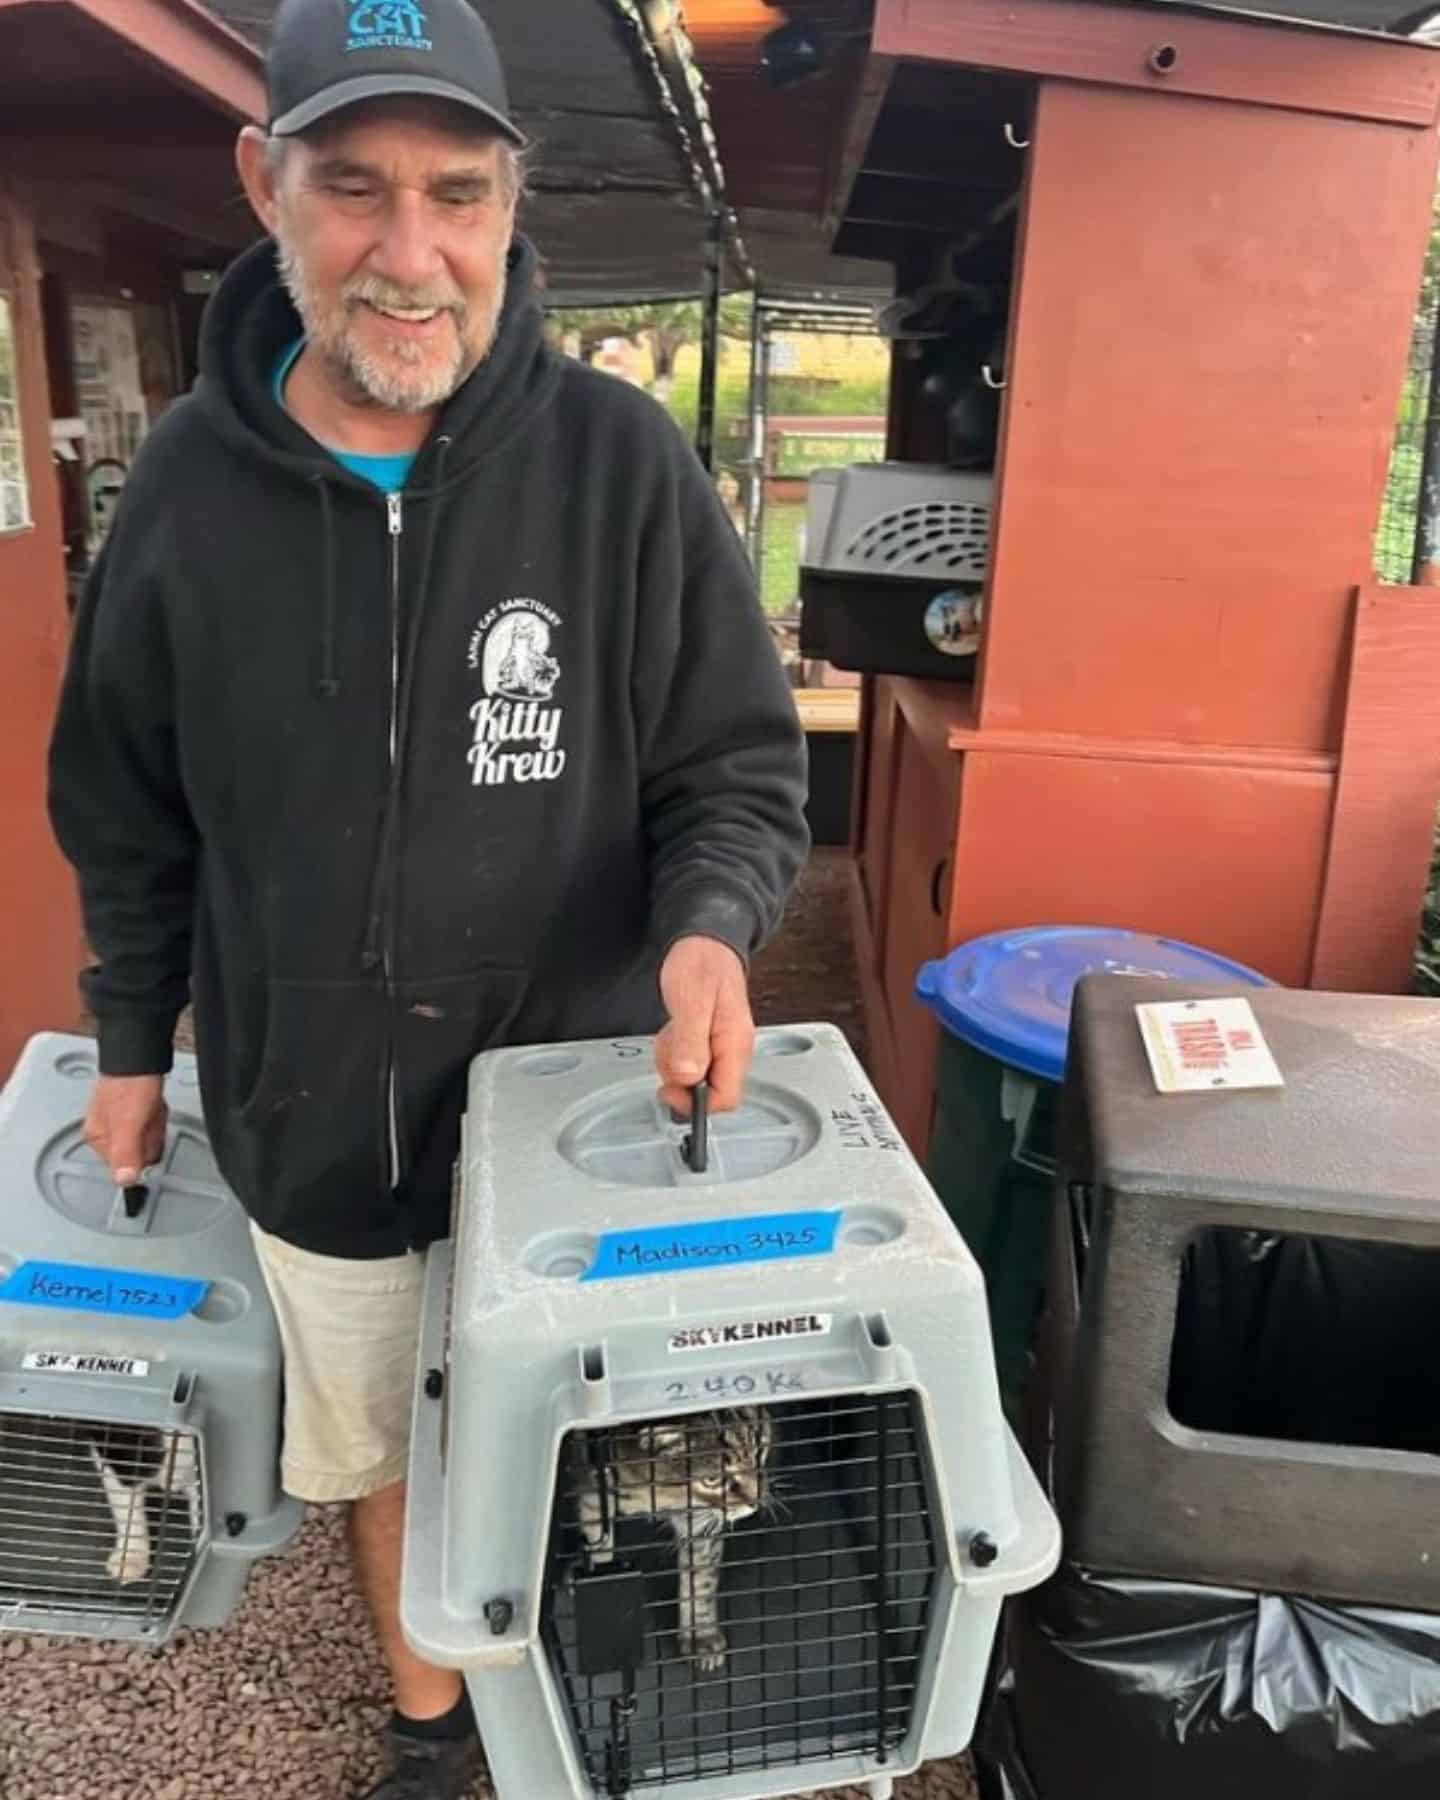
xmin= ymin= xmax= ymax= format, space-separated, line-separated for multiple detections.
xmin=259 ymin=102 xmax=516 ymax=413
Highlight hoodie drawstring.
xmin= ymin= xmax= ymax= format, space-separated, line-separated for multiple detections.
xmin=312 ymin=475 xmax=340 ymax=699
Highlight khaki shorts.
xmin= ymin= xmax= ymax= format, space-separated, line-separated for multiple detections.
xmin=248 ymin=1222 xmax=425 ymax=1503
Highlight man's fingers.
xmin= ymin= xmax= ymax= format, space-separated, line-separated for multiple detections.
xmin=657 ymin=938 xmax=756 ymax=1115
xmin=657 ymin=952 xmax=717 ymax=1093
xmin=655 ymin=1020 xmax=708 ymax=1113
xmin=706 ymin=1038 xmax=749 ymax=1112
xmin=706 ymin=997 xmax=755 ymax=1113
xmin=107 ymin=1141 xmax=145 ymax=1186
xmin=667 ymin=1019 xmax=711 ymax=1090
xmin=109 ymin=1132 xmax=149 ymax=1187
xmin=141 ymin=1109 xmax=169 ymax=1168
xmin=85 ymin=1076 xmax=168 ymax=1188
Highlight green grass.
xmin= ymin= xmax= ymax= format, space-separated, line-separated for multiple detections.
xmin=665 ymin=372 xmax=751 ymax=447
xmin=759 ymin=498 xmax=807 ymax=617
xmin=1376 ymin=439 xmax=1422 ymax=584
xmin=659 ymin=367 xmax=888 ymax=448
xmin=1378 ymin=409 xmax=1437 ymax=997
xmin=765 ymin=375 xmax=888 ymax=417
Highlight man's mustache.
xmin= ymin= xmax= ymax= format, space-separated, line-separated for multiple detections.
xmin=343 ymin=277 xmax=467 ymax=320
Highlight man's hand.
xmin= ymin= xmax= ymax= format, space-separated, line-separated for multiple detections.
xmin=84 ymin=1075 xmax=169 ymax=1187
xmin=656 ymin=937 xmax=755 ymax=1115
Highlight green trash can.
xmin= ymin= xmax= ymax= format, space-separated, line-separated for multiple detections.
xmin=915 ymin=926 xmax=1271 ymax=1409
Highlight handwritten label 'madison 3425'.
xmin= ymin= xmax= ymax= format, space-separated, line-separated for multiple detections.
xmin=581 ymin=1212 xmax=839 ymax=1283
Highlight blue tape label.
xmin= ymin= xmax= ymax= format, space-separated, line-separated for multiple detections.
xmin=0 ymin=1261 xmax=210 ymax=1320
xmin=581 ymin=1211 xmax=839 ymax=1282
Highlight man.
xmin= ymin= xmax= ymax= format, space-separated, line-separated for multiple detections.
xmin=46 ymin=1 xmax=807 ymax=1794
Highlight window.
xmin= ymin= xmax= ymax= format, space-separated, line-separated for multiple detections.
xmin=0 ymin=293 xmax=31 ymax=533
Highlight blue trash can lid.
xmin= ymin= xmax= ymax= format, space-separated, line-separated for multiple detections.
xmin=915 ymin=926 xmax=1271 ymax=1084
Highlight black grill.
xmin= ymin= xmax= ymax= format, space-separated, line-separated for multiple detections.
xmin=543 ymin=1392 xmax=940 ymax=1795
xmin=0 ymin=1412 xmax=205 ymax=1631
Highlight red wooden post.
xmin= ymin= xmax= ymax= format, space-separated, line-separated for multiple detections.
xmin=0 ymin=189 xmax=86 ymax=1075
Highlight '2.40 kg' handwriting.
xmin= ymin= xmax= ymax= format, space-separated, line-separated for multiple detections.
xmin=663 ymin=1369 xmax=806 ymax=1404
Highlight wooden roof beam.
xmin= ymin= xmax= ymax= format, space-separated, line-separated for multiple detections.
xmin=849 ymin=169 xmax=1009 ymax=230
xmin=870 ymin=0 xmax=1440 ymax=129
xmin=0 ymin=0 xmax=264 ymax=123
xmin=23 ymin=172 xmax=255 ymax=253
xmin=821 ymin=47 xmax=896 ymax=240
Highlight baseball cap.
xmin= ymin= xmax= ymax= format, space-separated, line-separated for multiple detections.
xmin=267 ymin=0 xmax=526 ymax=145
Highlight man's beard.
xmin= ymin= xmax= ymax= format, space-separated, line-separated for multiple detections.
xmin=275 ymin=229 xmax=506 ymax=414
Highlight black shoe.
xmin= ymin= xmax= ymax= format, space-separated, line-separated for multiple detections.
xmin=357 ymin=1727 xmax=483 ymax=1800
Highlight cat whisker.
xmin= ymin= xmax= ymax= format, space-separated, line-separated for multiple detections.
xmin=761 ymin=1471 xmax=794 ymax=1513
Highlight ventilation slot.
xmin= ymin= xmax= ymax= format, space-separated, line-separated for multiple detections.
xmin=841 ymin=502 xmax=991 ymax=578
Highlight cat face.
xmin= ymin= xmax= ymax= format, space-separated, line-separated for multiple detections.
xmin=627 ymin=1408 xmax=773 ymax=1525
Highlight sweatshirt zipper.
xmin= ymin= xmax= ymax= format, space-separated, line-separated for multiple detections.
xmin=384 ymin=491 xmax=403 ymax=1192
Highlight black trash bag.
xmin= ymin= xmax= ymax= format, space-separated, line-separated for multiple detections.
xmin=1168 ymin=1229 xmax=1440 ymax=1456
xmin=973 ymin=1560 xmax=1440 ymax=1800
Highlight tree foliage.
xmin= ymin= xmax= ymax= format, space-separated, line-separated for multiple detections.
xmin=546 ymin=296 xmax=753 ymax=399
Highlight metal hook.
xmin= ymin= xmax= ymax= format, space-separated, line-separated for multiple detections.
xmin=981 ymin=364 xmax=1007 ymax=391
xmin=1004 ymin=122 xmax=1030 ymax=150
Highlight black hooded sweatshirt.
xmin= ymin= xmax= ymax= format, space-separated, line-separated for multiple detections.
xmin=48 ymin=235 xmax=808 ymax=1257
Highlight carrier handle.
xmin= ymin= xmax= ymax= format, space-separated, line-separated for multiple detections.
xmin=681 ymin=1081 xmax=710 ymax=1175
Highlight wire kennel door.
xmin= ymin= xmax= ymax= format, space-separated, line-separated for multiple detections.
xmin=543 ymin=1393 xmax=939 ymax=1797
xmin=0 ymin=1410 xmax=206 ymax=1635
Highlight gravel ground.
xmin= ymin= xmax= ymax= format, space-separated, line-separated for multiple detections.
xmin=750 ymin=850 xmax=868 ymax=1064
xmin=0 ymin=1508 xmax=977 ymax=1800
xmin=1 ymin=852 xmax=978 ymax=1800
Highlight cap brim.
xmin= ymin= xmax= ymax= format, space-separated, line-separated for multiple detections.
xmin=270 ymin=74 xmax=527 ymax=147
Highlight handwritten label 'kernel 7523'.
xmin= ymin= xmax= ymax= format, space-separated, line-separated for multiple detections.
xmin=0 ymin=1261 xmax=209 ymax=1320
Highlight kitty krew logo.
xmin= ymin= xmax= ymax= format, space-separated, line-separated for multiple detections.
xmin=466 ymin=599 xmax=567 ymax=787
xmin=347 ymin=0 xmax=432 ymax=54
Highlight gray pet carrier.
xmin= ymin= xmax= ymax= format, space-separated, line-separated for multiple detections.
xmin=402 ymin=1023 xmax=1060 ymax=1800
xmin=798 ymin=464 xmax=992 ymax=681
xmin=0 ymin=1034 xmax=302 ymax=1645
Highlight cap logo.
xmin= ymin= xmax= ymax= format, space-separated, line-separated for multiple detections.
xmin=347 ymin=0 xmax=433 ymax=54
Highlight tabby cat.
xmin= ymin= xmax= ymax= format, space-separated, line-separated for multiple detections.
xmin=574 ymin=1407 xmax=773 ymax=1672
